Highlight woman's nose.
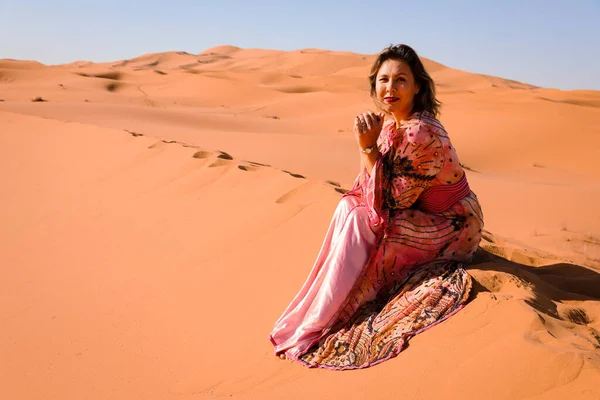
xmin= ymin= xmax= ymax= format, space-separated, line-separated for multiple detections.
xmin=387 ymin=81 xmax=396 ymax=93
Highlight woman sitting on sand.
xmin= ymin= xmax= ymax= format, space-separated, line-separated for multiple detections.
xmin=269 ymin=44 xmax=484 ymax=370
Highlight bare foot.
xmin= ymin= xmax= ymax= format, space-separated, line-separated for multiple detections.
xmin=278 ymin=353 xmax=287 ymax=360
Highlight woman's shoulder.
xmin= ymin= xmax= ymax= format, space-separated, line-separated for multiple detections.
xmin=393 ymin=112 xmax=447 ymax=148
xmin=408 ymin=111 xmax=448 ymax=138
xmin=385 ymin=112 xmax=446 ymax=176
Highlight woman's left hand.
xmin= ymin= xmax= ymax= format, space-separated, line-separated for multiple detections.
xmin=354 ymin=111 xmax=384 ymax=151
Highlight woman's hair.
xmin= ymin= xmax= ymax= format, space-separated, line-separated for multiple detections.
xmin=369 ymin=44 xmax=441 ymax=118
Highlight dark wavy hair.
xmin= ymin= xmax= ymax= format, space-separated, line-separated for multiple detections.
xmin=369 ymin=44 xmax=441 ymax=118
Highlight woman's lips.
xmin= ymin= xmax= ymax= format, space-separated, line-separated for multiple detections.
xmin=384 ymin=97 xmax=399 ymax=103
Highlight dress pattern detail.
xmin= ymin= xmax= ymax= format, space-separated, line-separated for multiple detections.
xmin=298 ymin=260 xmax=472 ymax=369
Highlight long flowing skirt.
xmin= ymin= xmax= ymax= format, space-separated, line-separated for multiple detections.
xmin=269 ymin=193 xmax=481 ymax=370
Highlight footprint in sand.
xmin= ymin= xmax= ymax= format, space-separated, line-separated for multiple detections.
xmin=208 ymin=159 xmax=232 ymax=168
xmin=275 ymin=182 xmax=316 ymax=205
xmin=106 ymin=82 xmax=121 ymax=92
xmin=282 ymin=170 xmax=305 ymax=179
xmin=189 ymin=149 xmax=233 ymax=168
xmin=217 ymin=151 xmax=233 ymax=160
xmin=206 ymin=151 xmax=234 ymax=167
xmin=238 ymin=164 xmax=259 ymax=172
xmin=192 ymin=151 xmax=211 ymax=159
xmin=191 ymin=151 xmax=261 ymax=171
xmin=149 ymin=140 xmax=191 ymax=150
xmin=125 ymin=129 xmax=144 ymax=137
xmin=247 ymin=161 xmax=271 ymax=167
xmin=324 ymin=180 xmax=348 ymax=194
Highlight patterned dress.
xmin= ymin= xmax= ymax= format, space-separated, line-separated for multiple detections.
xmin=269 ymin=111 xmax=484 ymax=370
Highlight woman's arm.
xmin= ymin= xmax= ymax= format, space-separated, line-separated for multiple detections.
xmin=352 ymin=116 xmax=445 ymax=228
xmin=354 ymin=111 xmax=385 ymax=184
xmin=358 ymin=147 xmax=380 ymax=185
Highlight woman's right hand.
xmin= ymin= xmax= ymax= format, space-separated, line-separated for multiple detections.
xmin=354 ymin=111 xmax=385 ymax=151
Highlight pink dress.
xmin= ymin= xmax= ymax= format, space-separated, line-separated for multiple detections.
xmin=269 ymin=111 xmax=484 ymax=370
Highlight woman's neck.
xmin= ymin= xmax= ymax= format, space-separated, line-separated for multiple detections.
xmin=391 ymin=109 xmax=416 ymax=126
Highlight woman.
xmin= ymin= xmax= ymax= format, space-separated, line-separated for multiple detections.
xmin=269 ymin=44 xmax=484 ymax=370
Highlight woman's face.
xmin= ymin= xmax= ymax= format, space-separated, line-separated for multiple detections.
xmin=375 ymin=59 xmax=420 ymax=118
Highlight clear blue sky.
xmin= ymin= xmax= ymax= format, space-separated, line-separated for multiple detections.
xmin=1 ymin=0 xmax=599 ymax=90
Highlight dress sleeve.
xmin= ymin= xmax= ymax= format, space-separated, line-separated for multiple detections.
xmin=356 ymin=119 xmax=445 ymax=227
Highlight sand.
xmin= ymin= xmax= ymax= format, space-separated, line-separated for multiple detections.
xmin=1 ymin=46 xmax=599 ymax=399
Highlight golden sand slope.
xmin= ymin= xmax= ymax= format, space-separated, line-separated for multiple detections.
xmin=1 ymin=47 xmax=599 ymax=399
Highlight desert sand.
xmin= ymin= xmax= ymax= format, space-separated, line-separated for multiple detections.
xmin=1 ymin=46 xmax=599 ymax=399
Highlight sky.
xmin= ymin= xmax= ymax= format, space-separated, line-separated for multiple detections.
xmin=1 ymin=0 xmax=599 ymax=90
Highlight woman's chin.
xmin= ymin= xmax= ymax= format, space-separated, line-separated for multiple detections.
xmin=375 ymin=100 xmax=408 ymax=118
xmin=378 ymin=102 xmax=395 ymax=113
xmin=379 ymin=99 xmax=400 ymax=109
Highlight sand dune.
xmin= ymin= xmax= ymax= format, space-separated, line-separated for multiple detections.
xmin=1 ymin=46 xmax=599 ymax=399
